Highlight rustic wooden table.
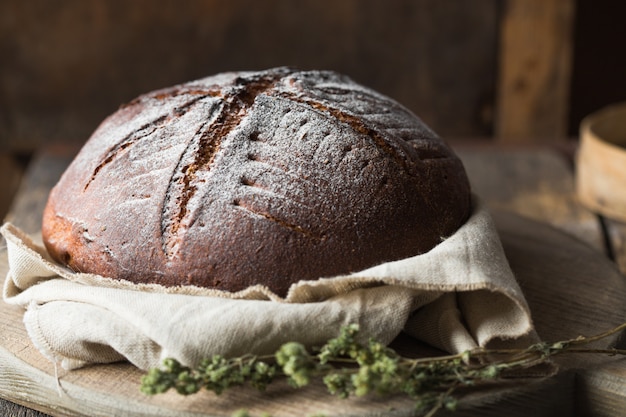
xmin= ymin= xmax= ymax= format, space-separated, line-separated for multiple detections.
xmin=2 ymin=142 xmax=626 ymax=416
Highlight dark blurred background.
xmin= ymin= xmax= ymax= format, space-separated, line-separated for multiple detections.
xmin=1 ymin=0 xmax=625 ymax=216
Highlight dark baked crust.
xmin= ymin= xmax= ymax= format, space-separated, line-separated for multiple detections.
xmin=41 ymin=67 xmax=471 ymax=297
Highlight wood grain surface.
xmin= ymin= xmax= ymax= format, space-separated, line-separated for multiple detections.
xmin=0 ymin=153 xmax=24 ymax=222
xmin=0 ymin=0 xmax=499 ymax=152
xmin=495 ymin=0 xmax=575 ymax=141
xmin=457 ymin=146 xmax=604 ymax=251
xmin=1 ymin=204 xmax=625 ymax=417
xmin=2 ymin=145 xmax=626 ymax=416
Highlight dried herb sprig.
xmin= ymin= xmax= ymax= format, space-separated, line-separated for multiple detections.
xmin=140 ymin=322 xmax=626 ymax=416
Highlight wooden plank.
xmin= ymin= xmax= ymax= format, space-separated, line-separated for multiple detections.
xmin=576 ymin=361 xmax=626 ymax=417
xmin=0 ymin=153 xmax=24 ymax=223
xmin=455 ymin=145 xmax=605 ymax=253
xmin=604 ymin=220 xmax=626 ymax=276
xmin=2 ymin=148 xmax=626 ymax=416
xmin=0 ymin=0 xmax=498 ymax=153
xmin=495 ymin=0 xmax=576 ymax=142
xmin=457 ymin=144 xmax=626 ymax=416
xmin=0 ymin=399 xmax=48 ymax=417
xmin=4 ymin=146 xmax=76 ymax=237
xmin=3 ymin=198 xmax=621 ymax=416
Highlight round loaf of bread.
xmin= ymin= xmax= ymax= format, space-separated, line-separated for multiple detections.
xmin=42 ymin=67 xmax=471 ymax=297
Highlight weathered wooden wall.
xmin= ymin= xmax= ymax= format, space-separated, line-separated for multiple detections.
xmin=495 ymin=0 xmax=575 ymax=142
xmin=4 ymin=0 xmax=626 ymax=220
xmin=9 ymin=0 xmax=626 ymax=154
xmin=0 ymin=0 xmax=499 ymax=153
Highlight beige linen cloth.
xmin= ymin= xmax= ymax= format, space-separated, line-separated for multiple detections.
xmin=1 ymin=197 xmax=536 ymax=371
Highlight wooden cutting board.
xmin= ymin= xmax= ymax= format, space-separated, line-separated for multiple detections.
xmin=1 ymin=210 xmax=626 ymax=417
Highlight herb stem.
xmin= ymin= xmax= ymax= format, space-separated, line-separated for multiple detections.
xmin=141 ymin=321 xmax=626 ymax=416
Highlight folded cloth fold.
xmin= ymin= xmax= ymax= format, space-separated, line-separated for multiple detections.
xmin=1 ymin=196 xmax=536 ymax=371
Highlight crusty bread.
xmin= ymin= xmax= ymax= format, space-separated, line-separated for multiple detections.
xmin=41 ymin=67 xmax=471 ymax=297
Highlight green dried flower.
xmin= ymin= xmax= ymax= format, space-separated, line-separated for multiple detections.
xmin=141 ymin=321 xmax=626 ymax=416
xmin=250 ymin=361 xmax=277 ymax=391
xmin=323 ymin=372 xmax=352 ymax=398
xmin=318 ymin=323 xmax=360 ymax=363
xmin=276 ymin=341 xmax=317 ymax=387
